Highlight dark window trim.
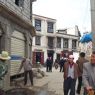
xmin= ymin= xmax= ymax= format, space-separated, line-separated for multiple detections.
xmin=47 ymin=22 xmax=54 ymax=33
xmin=35 ymin=19 xmax=41 ymax=31
xmin=63 ymin=38 xmax=68 ymax=48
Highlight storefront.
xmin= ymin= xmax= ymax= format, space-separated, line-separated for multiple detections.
xmin=10 ymin=31 xmax=25 ymax=76
xmin=32 ymin=50 xmax=44 ymax=65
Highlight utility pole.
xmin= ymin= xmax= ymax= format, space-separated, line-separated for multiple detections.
xmin=90 ymin=0 xmax=95 ymax=51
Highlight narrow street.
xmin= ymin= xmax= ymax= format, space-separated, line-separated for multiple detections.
xmin=6 ymin=67 xmax=84 ymax=95
xmin=6 ymin=67 xmax=63 ymax=95
xmin=32 ymin=67 xmax=63 ymax=95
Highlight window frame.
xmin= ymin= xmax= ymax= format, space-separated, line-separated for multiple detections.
xmin=72 ymin=40 xmax=77 ymax=49
xmin=47 ymin=22 xmax=54 ymax=33
xmin=35 ymin=19 xmax=41 ymax=31
xmin=57 ymin=37 xmax=61 ymax=48
xmin=35 ymin=36 xmax=41 ymax=46
xmin=63 ymin=38 xmax=68 ymax=48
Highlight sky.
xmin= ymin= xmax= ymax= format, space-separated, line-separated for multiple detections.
xmin=33 ymin=0 xmax=91 ymax=35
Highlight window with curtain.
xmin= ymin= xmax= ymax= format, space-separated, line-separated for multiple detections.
xmin=35 ymin=19 xmax=41 ymax=31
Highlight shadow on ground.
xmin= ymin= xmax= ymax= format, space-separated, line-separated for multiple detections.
xmin=5 ymin=83 xmax=58 ymax=95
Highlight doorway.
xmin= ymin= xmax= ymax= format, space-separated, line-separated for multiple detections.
xmin=36 ymin=52 xmax=41 ymax=63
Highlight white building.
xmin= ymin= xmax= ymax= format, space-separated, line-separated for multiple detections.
xmin=32 ymin=14 xmax=80 ymax=64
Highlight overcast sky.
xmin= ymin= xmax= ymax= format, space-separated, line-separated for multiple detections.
xmin=33 ymin=0 xmax=91 ymax=34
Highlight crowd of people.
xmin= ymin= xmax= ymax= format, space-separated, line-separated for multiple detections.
xmin=45 ymin=52 xmax=95 ymax=95
xmin=0 ymin=50 xmax=95 ymax=95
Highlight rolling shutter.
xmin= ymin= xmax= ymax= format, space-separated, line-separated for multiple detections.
xmin=10 ymin=31 xmax=25 ymax=76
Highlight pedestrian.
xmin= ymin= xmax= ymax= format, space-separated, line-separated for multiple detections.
xmin=0 ymin=51 xmax=11 ymax=78
xmin=49 ymin=57 xmax=53 ymax=72
xmin=19 ymin=58 xmax=33 ymax=86
xmin=82 ymin=51 xmax=95 ymax=95
xmin=59 ymin=57 xmax=66 ymax=72
xmin=46 ymin=57 xmax=52 ymax=72
xmin=54 ymin=59 xmax=59 ymax=69
xmin=63 ymin=55 xmax=78 ymax=95
xmin=0 ymin=51 xmax=11 ymax=95
xmin=76 ymin=52 xmax=88 ymax=95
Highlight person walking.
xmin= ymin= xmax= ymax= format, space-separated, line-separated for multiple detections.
xmin=54 ymin=59 xmax=59 ymax=69
xmin=82 ymin=51 xmax=95 ymax=95
xmin=63 ymin=55 xmax=78 ymax=95
xmin=59 ymin=57 xmax=66 ymax=72
xmin=19 ymin=58 xmax=33 ymax=86
xmin=76 ymin=52 xmax=88 ymax=95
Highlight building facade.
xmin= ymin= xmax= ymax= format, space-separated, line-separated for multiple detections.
xmin=32 ymin=14 xmax=56 ymax=65
xmin=32 ymin=14 xmax=80 ymax=64
xmin=0 ymin=0 xmax=35 ymax=89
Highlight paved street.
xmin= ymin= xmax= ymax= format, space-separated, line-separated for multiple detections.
xmin=33 ymin=67 xmax=64 ymax=95
xmin=8 ymin=67 xmax=84 ymax=95
xmin=31 ymin=67 xmax=84 ymax=95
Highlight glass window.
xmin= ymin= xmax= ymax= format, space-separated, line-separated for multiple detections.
xmin=48 ymin=37 xmax=54 ymax=48
xmin=63 ymin=38 xmax=68 ymax=48
xmin=35 ymin=36 xmax=41 ymax=45
xmin=57 ymin=37 xmax=61 ymax=48
xmin=72 ymin=40 xmax=77 ymax=49
xmin=15 ymin=0 xmax=24 ymax=7
xmin=47 ymin=22 xmax=54 ymax=33
xmin=35 ymin=19 xmax=41 ymax=31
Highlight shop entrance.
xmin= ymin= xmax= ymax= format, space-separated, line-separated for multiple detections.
xmin=56 ymin=53 xmax=60 ymax=61
xmin=47 ymin=50 xmax=54 ymax=62
xmin=36 ymin=52 xmax=41 ymax=63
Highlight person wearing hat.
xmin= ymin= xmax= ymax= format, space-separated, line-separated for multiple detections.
xmin=0 ymin=51 xmax=11 ymax=95
xmin=0 ymin=51 xmax=11 ymax=78
xmin=63 ymin=55 xmax=78 ymax=95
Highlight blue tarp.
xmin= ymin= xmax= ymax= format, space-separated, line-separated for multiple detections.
xmin=80 ymin=33 xmax=92 ymax=43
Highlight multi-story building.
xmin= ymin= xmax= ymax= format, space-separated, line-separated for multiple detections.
xmin=0 ymin=0 xmax=35 ymax=89
xmin=32 ymin=14 xmax=56 ymax=64
xmin=55 ymin=27 xmax=80 ymax=61
xmin=32 ymin=14 xmax=80 ymax=64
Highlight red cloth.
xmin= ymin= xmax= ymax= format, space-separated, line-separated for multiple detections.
xmin=69 ymin=62 xmax=74 ymax=68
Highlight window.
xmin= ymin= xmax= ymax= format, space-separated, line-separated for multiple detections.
xmin=47 ymin=22 xmax=54 ymax=33
xmin=72 ymin=40 xmax=77 ymax=49
xmin=48 ymin=37 xmax=54 ymax=48
xmin=57 ymin=37 xmax=61 ymax=48
xmin=35 ymin=19 xmax=41 ymax=31
xmin=35 ymin=36 xmax=41 ymax=45
xmin=15 ymin=0 xmax=24 ymax=7
xmin=63 ymin=38 xmax=68 ymax=48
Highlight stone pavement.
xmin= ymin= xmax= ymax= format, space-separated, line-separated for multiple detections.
xmin=31 ymin=67 xmax=84 ymax=95
xmin=32 ymin=67 xmax=64 ymax=95
xmin=9 ymin=66 xmax=84 ymax=95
